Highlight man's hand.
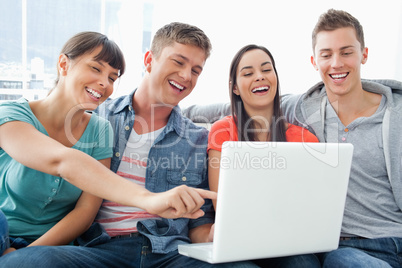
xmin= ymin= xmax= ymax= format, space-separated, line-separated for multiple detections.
xmin=144 ymin=185 xmax=217 ymax=219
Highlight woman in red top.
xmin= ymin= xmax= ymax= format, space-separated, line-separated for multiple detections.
xmin=207 ymin=44 xmax=320 ymax=267
xmin=208 ymin=44 xmax=318 ymax=197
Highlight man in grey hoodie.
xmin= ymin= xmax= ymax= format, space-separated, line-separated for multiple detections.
xmin=281 ymin=9 xmax=402 ymax=268
xmin=183 ymin=8 xmax=402 ymax=268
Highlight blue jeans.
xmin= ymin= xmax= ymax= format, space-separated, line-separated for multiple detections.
xmin=0 ymin=209 xmax=9 ymax=256
xmin=318 ymin=237 xmax=402 ymax=268
xmin=0 ymin=223 xmax=258 ymax=267
xmin=253 ymin=254 xmax=321 ymax=267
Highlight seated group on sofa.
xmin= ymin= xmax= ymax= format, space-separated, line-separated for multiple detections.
xmin=1 ymin=8 xmax=402 ymax=268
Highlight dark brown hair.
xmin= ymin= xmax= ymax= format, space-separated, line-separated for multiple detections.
xmin=55 ymin=31 xmax=125 ymax=85
xmin=312 ymin=9 xmax=365 ymax=51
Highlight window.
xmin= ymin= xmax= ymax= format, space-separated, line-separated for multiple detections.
xmin=0 ymin=0 xmax=153 ymax=101
xmin=1 ymin=0 xmax=402 ymax=106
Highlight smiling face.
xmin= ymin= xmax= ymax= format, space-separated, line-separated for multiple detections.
xmin=144 ymin=42 xmax=206 ymax=107
xmin=311 ymin=27 xmax=368 ymax=100
xmin=233 ymin=49 xmax=278 ymax=114
xmin=60 ymin=46 xmax=119 ymax=109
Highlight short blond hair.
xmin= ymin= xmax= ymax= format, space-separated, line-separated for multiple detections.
xmin=150 ymin=22 xmax=212 ymax=59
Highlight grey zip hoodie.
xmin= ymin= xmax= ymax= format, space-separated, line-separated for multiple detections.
xmin=282 ymin=79 xmax=402 ymax=212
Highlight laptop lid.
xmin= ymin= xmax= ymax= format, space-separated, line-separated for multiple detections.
xmin=180 ymin=142 xmax=353 ymax=263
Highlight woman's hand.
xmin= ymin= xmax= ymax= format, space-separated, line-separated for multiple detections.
xmin=143 ymin=185 xmax=217 ymax=219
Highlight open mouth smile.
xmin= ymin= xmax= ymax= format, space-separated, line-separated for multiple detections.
xmin=86 ymin=87 xmax=102 ymax=100
xmin=252 ymin=86 xmax=269 ymax=93
xmin=329 ymin=72 xmax=348 ymax=80
xmin=169 ymin=80 xmax=185 ymax=92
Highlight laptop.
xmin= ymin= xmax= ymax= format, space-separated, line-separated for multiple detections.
xmin=179 ymin=141 xmax=354 ymax=263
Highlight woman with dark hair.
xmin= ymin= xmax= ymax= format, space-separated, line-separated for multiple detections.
xmin=0 ymin=31 xmax=214 ymax=257
xmin=229 ymin=44 xmax=287 ymax=142
xmin=207 ymin=44 xmax=320 ymax=267
xmin=208 ymin=44 xmax=318 ymax=197
xmin=0 ymin=31 xmax=125 ymax=256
